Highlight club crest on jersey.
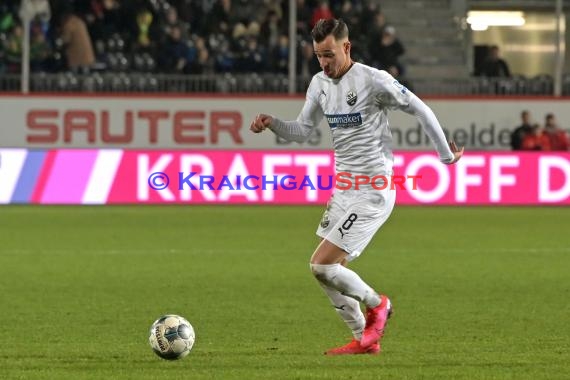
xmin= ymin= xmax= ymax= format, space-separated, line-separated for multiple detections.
xmin=346 ymin=90 xmax=357 ymax=106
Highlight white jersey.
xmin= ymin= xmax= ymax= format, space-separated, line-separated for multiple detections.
xmin=305 ymin=63 xmax=408 ymax=178
xmin=270 ymin=62 xmax=453 ymax=182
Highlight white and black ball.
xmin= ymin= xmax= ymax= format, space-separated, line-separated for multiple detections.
xmin=149 ymin=314 xmax=195 ymax=360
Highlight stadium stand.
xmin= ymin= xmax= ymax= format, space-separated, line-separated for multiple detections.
xmin=0 ymin=0 xmax=567 ymax=95
xmin=379 ymin=0 xmax=469 ymax=80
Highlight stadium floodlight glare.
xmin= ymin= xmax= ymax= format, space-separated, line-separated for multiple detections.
xmin=467 ymin=11 xmax=526 ymax=31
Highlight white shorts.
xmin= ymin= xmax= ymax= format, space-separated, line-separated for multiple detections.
xmin=316 ymin=187 xmax=396 ymax=262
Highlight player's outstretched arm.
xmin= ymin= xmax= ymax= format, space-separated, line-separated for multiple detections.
xmin=250 ymin=114 xmax=273 ymax=133
xmin=249 ymin=97 xmax=323 ymax=143
xmin=250 ymin=76 xmax=323 ymax=142
xmin=404 ymin=93 xmax=463 ymax=164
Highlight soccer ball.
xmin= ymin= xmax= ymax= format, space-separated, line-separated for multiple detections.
xmin=149 ymin=314 xmax=195 ymax=360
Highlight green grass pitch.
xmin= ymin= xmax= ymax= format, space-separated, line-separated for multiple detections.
xmin=0 ymin=205 xmax=568 ymax=379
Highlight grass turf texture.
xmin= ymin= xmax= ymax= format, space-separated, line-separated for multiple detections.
xmin=0 ymin=205 xmax=568 ymax=380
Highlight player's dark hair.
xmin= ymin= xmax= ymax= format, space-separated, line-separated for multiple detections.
xmin=311 ymin=18 xmax=349 ymax=43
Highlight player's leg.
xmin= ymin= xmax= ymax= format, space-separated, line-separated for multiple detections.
xmin=313 ymin=196 xmax=369 ymax=346
xmin=310 ymin=240 xmax=379 ymax=355
xmin=313 ymin=189 xmax=396 ymax=351
xmin=312 ymin=190 xmax=393 ymax=308
xmin=318 ymin=281 xmax=365 ymax=340
xmin=311 ymin=239 xmax=387 ymax=355
xmin=310 ymin=239 xmax=381 ymax=307
xmin=346 ymin=190 xmax=395 ymax=348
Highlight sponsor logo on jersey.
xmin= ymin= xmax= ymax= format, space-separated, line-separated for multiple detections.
xmin=325 ymin=113 xmax=362 ymax=129
xmin=392 ymin=80 xmax=408 ymax=94
xmin=346 ymin=90 xmax=357 ymax=106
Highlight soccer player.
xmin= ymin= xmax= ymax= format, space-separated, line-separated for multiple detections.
xmin=250 ymin=18 xmax=463 ymax=355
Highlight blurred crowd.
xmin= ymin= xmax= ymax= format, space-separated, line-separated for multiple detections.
xmin=511 ymin=110 xmax=569 ymax=151
xmin=0 ymin=0 xmax=407 ymax=81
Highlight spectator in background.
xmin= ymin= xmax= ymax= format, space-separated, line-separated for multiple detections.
xmin=230 ymin=0 xmax=261 ymax=26
xmin=297 ymin=37 xmax=320 ymax=79
xmin=510 ymin=110 xmax=533 ymax=150
xmin=365 ymin=10 xmax=385 ymax=63
xmin=207 ymin=0 xmax=232 ymax=35
xmin=361 ymin=0 xmax=382 ymax=32
xmin=260 ymin=9 xmax=282 ymax=52
xmin=214 ymin=38 xmax=234 ymax=72
xmin=171 ymin=0 xmax=205 ymax=36
xmin=478 ymin=45 xmax=511 ymax=78
xmin=521 ymin=124 xmax=551 ymax=151
xmin=30 ymin=21 xmax=52 ymax=72
xmin=48 ymin=1 xmax=95 ymax=71
xmin=370 ymin=25 xmax=405 ymax=75
xmin=311 ymin=1 xmax=334 ymax=28
xmin=544 ymin=113 xmax=569 ymax=151
xmin=163 ymin=6 xmax=189 ymax=40
xmin=186 ymin=36 xmax=211 ymax=74
xmin=237 ymin=35 xmax=266 ymax=72
xmin=0 ymin=6 xmax=16 ymax=36
xmin=159 ymin=24 xmax=193 ymax=73
xmin=338 ymin=0 xmax=359 ymax=35
xmin=261 ymin=0 xmax=284 ymax=22
xmin=294 ymin=0 xmax=313 ymax=36
xmin=84 ymin=0 xmax=122 ymax=42
xmin=270 ymin=34 xmax=289 ymax=74
xmin=4 ymin=23 xmax=23 ymax=72
xmin=60 ymin=12 xmax=96 ymax=71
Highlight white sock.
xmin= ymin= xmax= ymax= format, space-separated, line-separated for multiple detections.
xmin=310 ymin=263 xmax=381 ymax=309
xmin=319 ymin=282 xmax=365 ymax=340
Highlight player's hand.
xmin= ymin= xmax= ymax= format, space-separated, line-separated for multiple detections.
xmin=250 ymin=114 xmax=273 ymax=133
xmin=446 ymin=141 xmax=464 ymax=164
